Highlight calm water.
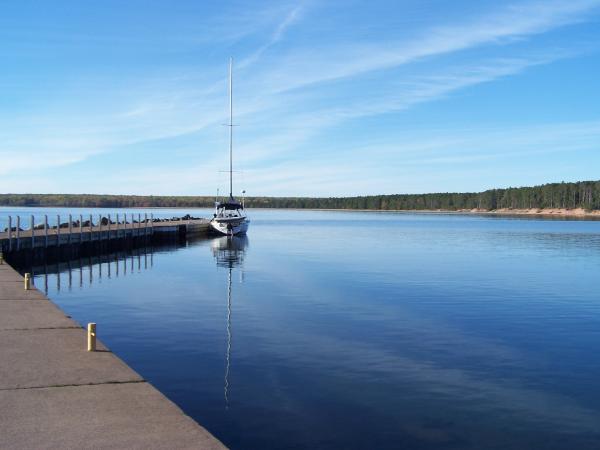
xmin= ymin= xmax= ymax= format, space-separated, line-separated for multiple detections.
xmin=5 ymin=207 xmax=600 ymax=449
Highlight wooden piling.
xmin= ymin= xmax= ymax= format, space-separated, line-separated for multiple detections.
xmin=30 ymin=215 xmax=34 ymax=249
xmin=44 ymin=215 xmax=48 ymax=248
xmin=16 ymin=216 xmax=20 ymax=251
xmin=57 ymin=215 xmax=60 ymax=247
xmin=8 ymin=216 xmax=12 ymax=252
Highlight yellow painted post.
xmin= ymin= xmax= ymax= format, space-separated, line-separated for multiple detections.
xmin=0 ymin=252 xmax=4 ymax=264
xmin=87 ymin=323 xmax=97 ymax=351
xmin=24 ymin=273 xmax=31 ymax=290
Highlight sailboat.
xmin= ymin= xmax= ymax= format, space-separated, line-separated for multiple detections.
xmin=210 ymin=58 xmax=250 ymax=236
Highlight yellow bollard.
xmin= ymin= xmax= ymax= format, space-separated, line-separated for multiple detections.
xmin=24 ymin=273 xmax=31 ymax=290
xmin=87 ymin=323 xmax=97 ymax=352
xmin=0 ymin=252 xmax=3 ymax=264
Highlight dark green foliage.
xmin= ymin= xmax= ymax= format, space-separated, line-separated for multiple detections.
xmin=1 ymin=180 xmax=599 ymax=211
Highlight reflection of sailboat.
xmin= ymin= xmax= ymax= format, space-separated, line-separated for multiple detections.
xmin=224 ymin=267 xmax=233 ymax=407
xmin=211 ymin=235 xmax=248 ymax=269
xmin=210 ymin=236 xmax=248 ymax=408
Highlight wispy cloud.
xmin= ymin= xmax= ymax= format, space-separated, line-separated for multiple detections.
xmin=259 ymin=0 xmax=600 ymax=93
xmin=238 ymin=3 xmax=305 ymax=69
xmin=292 ymin=54 xmax=567 ymax=123
xmin=224 ymin=52 xmax=574 ymax=172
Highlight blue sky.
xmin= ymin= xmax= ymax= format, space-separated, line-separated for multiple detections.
xmin=1 ymin=0 xmax=600 ymax=196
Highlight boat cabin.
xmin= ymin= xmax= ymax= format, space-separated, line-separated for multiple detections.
xmin=214 ymin=198 xmax=245 ymax=220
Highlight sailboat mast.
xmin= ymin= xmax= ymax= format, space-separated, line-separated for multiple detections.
xmin=228 ymin=57 xmax=233 ymax=199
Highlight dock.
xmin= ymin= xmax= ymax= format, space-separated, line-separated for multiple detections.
xmin=0 ymin=214 xmax=213 ymax=272
xmin=0 ymin=259 xmax=225 ymax=449
xmin=0 ymin=213 xmax=211 ymax=254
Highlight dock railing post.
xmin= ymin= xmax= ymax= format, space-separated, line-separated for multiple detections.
xmin=150 ymin=213 xmax=154 ymax=235
xmin=116 ymin=213 xmax=120 ymax=239
xmin=57 ymin=214 xmax=60 ymax=247
xmin=138 ymin=213 xmax=141 ymax=237
xmin=30 ymin=215 xmax=34 ymax=249
xmin=108 ymin=214 xmax=111 ymax=241
xmin=144 ymin=213 xmax=148 ymax=236
xmin=79 ymin=214 xmax=83 ymax=243
xmin=87 ymin=323 xmax=97 ymax=351
xmin=8 ymin=216 xmax=12 ymax=251
xmin=16 ymin=216 xmax=21 ymax=251
xmin=68 ymin=214 xmax=72 ymax=244
xmin=89 ymin=214 xmax=93 ymax=242
xmin=44 ymin=215 xmax=48 ymax=248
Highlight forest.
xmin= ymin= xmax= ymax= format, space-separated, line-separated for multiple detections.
xmin=1 ymin=180 xmax=599 ymax=211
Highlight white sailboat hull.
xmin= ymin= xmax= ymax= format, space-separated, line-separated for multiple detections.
xmin=210 ymin=219 xmax=249 ymax=236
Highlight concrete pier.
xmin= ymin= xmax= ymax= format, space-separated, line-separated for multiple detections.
xmin=0 ymin=262 xmax=225 ymax=449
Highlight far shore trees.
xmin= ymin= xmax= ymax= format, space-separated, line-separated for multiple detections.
xmin=1 ymin=180 xmax=599 ymax=211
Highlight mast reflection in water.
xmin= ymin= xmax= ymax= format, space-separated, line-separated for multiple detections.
xmin=210 ymin=235 xmax=248 ymax=409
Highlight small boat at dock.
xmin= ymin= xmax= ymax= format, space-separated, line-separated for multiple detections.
xmin=211 ymin=198 xmax=249 ymax=236
xmin=210 ymin=58 xmax=250 ymax=236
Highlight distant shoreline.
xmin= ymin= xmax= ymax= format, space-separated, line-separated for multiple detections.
xmin=311 ymin=207 xmax=600 ymax=219
xmin=2 ymin=181 xmax=600 ymax=212
xmin=3 ymin=204 xmax=600 ymax=220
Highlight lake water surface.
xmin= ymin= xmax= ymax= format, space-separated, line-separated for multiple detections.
xmin=4 ymin=207 xmax=600 ymax=449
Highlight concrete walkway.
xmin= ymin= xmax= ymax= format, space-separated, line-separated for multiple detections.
xmin=0 ymin=262 xmax=225 ymax=449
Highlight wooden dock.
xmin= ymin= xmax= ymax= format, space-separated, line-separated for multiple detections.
xmin=0 ymin=214 xmax=212 ymax=271
xmin=1 ymin=214 xmax=211 ymax=254
xmin=0 ymin=260 xmax=225 ymax=449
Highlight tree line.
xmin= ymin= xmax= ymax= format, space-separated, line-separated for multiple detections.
xmin=1 ymin=180 xmax=599 ymax=211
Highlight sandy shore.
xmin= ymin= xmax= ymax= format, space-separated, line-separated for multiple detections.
xmin=401 ymin=207 xmax=600 ymax=218
xmin=315 ymin=207 xmax=600 ymax=218
xmin=463 ymin=207 xmax=600 ymax=218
